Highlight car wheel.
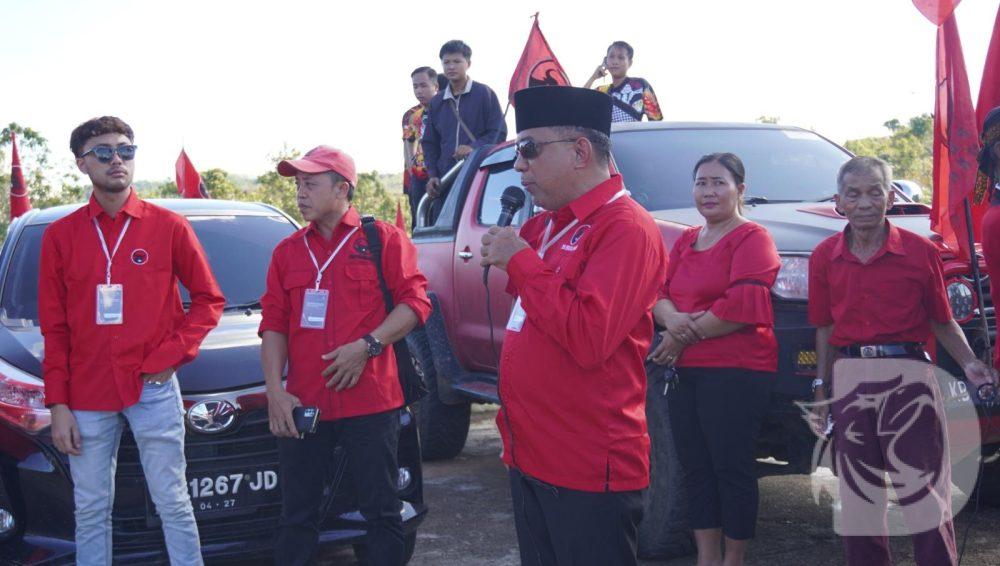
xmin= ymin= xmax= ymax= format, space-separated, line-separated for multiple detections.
xmin=638 ymin=356 xmax=696 ymax=559
xmin=971 ymin=452 xmax=1000 ymax=507
xmin=407 ymin=329 xmax=471 ymax=461
xmin=353 ymin=532 xmax=417 ymax=564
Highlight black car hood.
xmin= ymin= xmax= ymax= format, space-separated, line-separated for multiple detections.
xmin=0 ymin=311 xmax=265 ymax=393
xmin=650 ymin=202 xmax=935 ymax=252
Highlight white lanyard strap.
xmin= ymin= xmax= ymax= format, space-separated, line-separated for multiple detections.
xmin=92 ymin=217 xmax=132 ymax=285
xmin=304 ymin=226 xmax=359 ymax=289
xmin=537 ymin=189 xmax=628 ymax=259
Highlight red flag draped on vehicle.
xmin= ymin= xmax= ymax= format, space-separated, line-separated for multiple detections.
xmin=508 ymin=13 xmax=570 ymax=105
xmin=916 ymin=0 xmax=983 ymax=260
xmin=175 ymin=149 xmax=210 ymax=199
xmin=395 ymin=200 xmax=406 ymax=231
xmin=9 ymin=132 xmax=32 ymax=219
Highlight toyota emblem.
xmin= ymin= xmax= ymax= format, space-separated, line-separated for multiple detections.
xmin=186 ymin=400 xmax=238 ymax=434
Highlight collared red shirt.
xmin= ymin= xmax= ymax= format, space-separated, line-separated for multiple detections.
xmin=258 ymin=207 xmax=431 ymax=420
xmin=498 ymin=175 xmax=668 ymax=492
xmin=39 ymin=188 xmax=225 ymax=410
xmin=808 ymin=221 xmax=952 ymax=346
xmin=661 ymin=222 xmax=780 ymax=372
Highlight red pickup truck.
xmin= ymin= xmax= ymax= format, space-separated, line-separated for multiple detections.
xmin=408 ymin=121 xmax=1000 ymax=557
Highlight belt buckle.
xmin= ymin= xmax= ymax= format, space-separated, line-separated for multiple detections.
xmin=860 ymin=345 xmax=878 ymax=358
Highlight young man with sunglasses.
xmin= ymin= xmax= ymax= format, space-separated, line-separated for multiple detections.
xmin=39 ymin=116 xmax=224 ymax=565
xmin=480 ymin=87 xmax=667 ymax=566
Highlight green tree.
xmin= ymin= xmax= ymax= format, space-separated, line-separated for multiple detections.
xmin=844 ymin=114 xmax=933 ymax=195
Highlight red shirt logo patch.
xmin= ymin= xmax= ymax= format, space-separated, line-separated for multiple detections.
xmin=131 ymin=249 xmax=149 ymax=265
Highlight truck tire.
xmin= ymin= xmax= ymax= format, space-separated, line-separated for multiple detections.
xmin=638 ymin=358 xmax=696 ymax=559
xmin=408 ymin=329 xmax=471 ymax=461
xmin=973 ymin=454 xmax=1000 ymax=507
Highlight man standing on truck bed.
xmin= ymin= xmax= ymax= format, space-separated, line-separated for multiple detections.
xmin=421 ymin=39 xmax=506 ymax=220
xmin=480 ymin=86 xmax=668 ymax=566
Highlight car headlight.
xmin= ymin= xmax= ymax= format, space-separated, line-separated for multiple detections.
xmin=947 ymin=278 xmax=976 ymax=323
xmin=772 ymin=255 xmax=810 ymax=301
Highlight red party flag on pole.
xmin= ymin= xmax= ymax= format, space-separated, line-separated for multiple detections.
xmin=395 ymin=200 xmax=406 ymax=231
xmin=977 ymin=3 xmax=1000 ymax=132
xmin=9 ymin=131 xmax=32 ymax=219
xmin=175 ymin=149 xmax=210 ymax=199
xmin=916 ymin=0 xmax=983 ymax=260
xmin=508 ymin=13 xmax=571 ymax=104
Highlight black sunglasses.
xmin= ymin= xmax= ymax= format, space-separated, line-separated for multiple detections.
xmin=514 ymin=138 xmax=577 ymax=160
xmin=81 ymin=144 xmax=138 ymax=163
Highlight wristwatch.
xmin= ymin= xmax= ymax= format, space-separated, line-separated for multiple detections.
xmin=362 ymin=334 xmax=385 ymax=357
xmin=811 ymin=378 xmax=827 ymax=394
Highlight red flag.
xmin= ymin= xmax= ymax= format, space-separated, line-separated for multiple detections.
xmin=508 ymin=13 xmax=570 ymax=104
xmin=977 ymin=3 xmax=1000 ymax=130
xmin=175 ymin=149 xmax=210 ymax=199
xmin=928 ymin=11 xmax=984 ymax=260
xmin=395 ymin=200 xmax=406 ymax=231
xmin=9 ymin=132 xmax=32 ymax=219
xmin=913 ymin=0 xmax=960 ymax=25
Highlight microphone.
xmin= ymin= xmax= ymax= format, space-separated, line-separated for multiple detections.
xmin=484 ymin=186 xmax=527 ymax=284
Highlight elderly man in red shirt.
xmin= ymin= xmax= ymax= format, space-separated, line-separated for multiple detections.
xmin=480 ymin=86 xmax=668 ymax=566
xmin=809 ymin=156 xmax=997 ymax=566
xmin=259 ymin=146 xmax=430 ymax=566
xmin=40 ymin=116 xmax=225 ymax=565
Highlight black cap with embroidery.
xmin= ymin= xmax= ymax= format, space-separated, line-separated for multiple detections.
xmin=514 ymin=86 xmax=612 ymax=136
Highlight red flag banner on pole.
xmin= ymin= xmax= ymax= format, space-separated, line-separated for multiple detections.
xmin=977 ymin=3 xmax=1000 ymax=134
xmin=508 ymin=13 xmax=570 ymax=104
xmin=9 ymin=132 xmax=32 ymax=219
xmin=175 ymin=149 xmax=209 ymax=199
xmin=919 ymin=1 xmax=983 ymax=260
xmin=395 ymin=200 xmax=406 ymax=231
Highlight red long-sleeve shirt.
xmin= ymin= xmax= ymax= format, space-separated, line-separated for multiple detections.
xmin=258 ymin=208 xmax=431 ymax=420
xmin=808 ymin=222 xmax=952 ymax=346
xmin=660 ymin=222 xmax=780 ymax=372
xmin=39 ymin=189 xmax=224 ymax=410
xmin=498 ymin=175 xmax=668 ymax=492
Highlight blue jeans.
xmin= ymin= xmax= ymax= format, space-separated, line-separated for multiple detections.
xmin=69 ymin=379 xmax=203 ymax=566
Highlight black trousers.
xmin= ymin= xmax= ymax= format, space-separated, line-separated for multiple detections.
xmin=407 ymin=178 xmax=427 ymax=229
xmin=275 ymin=409 xmax=403 ymax=566
xmin=509 ymin=468 xmax=644 ymax=566
xmin=666 ymin=367 xmax=773 ymax=540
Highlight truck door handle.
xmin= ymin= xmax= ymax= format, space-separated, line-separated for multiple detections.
xmin=458 ymin=250 xmax=474 ymax=261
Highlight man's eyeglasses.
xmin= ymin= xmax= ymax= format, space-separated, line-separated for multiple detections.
xmin=81 ymin=144 xmax=138 ymax=163
xmin=514 ymin=138 xmax=577 ymax=160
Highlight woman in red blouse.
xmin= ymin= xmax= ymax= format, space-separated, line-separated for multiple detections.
xmin=649 ymin=153 xmax=780 ymax=566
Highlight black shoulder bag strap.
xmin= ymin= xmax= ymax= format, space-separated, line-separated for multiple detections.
xmin=360 ymin=215 xmax=428 ymax=405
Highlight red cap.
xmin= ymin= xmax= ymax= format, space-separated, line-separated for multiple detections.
xmin=277 ymin=146 xmax=357 ymax=185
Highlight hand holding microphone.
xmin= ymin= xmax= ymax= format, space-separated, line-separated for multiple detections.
xmin=481 ymin=186 xmax=527 ymax=282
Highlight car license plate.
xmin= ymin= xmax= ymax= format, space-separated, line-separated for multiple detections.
xmin=146 ymin=467 xmax=280 ymax=523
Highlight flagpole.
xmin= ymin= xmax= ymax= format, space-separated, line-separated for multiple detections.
xmin=491 ymin=101 xmax=511 ymax=145
xmin=964 ymin=197 xmax=992 ymax=362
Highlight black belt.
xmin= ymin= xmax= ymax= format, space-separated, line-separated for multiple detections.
xmin=838 ymin=342 xmax=927 ymax=360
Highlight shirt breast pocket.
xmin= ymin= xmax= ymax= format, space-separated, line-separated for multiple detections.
xmin=344 ymin=263 xmax=381 ymax=309
xmin=281 ymin=270 xmax=315 ymax=303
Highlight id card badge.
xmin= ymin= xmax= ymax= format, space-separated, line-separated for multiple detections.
xmin=300 ymin=289 xmax=329 ymax=329
xmin=95 ymin=284 xmax=124 ymax=325
xmin=506 ymin=297 xmax=527 ymax=332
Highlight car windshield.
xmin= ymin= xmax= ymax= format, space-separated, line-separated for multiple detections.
xmin=610 ymin=127 xmax=852 ymax=211
xmin=0 ymin=213 xmax=297 ymax=327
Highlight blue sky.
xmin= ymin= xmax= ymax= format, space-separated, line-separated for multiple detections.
xmin=2 ymin=0 xmax=998 ymax=182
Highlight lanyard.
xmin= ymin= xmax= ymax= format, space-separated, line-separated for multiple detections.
xmin=304 ymin=227 xmax=359 ymax=290
xmin=92 ymin=217 xmax=132 ymax=285
xmin=537 ymin=189 xmax=627 ymax=259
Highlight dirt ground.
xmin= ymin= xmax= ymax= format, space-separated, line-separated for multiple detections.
xmin=319 ymin=405 xmax=1000 ymax=565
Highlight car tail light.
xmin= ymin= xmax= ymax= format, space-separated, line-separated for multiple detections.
xmin=0 ymin=360 xmax=50 ymax=434
xmin=773 ymin=255 xmax=810 ymax=301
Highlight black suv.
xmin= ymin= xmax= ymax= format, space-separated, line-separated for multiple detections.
xmin=0 ymin=199 xmax=425 ymax=564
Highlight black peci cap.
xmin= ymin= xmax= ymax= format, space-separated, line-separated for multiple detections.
xmin=514 ymin=86 xmax=612 ymax=136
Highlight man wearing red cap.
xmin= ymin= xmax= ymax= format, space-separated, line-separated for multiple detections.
xmin=481 ymin=87 xmax=667 ymax=565
xmin=259 ymin=146 xmax=431 ymax=566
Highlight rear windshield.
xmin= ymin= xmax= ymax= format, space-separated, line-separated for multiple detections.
xmin=611 ymin=127 xmax=852 ymax=211
xmin=0 ymin=214 xmax=297 ymax=326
